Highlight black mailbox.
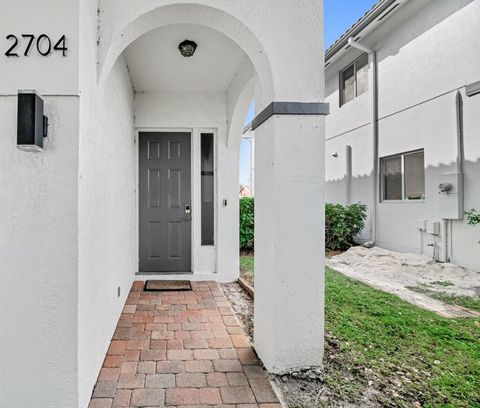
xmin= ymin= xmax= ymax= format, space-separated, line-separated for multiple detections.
xmin=17 ymin=90 xmax=48 ymax=149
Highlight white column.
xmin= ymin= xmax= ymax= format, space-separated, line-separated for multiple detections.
xmin=254 ymin=113 xmax=325 ymax=372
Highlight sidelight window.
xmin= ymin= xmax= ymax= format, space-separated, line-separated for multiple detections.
xmin=201 ymin=133 xmax=214 ymax=245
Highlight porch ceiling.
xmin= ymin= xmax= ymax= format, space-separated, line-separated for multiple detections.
xmin=123 ymin=24 xmax=247 ymax=93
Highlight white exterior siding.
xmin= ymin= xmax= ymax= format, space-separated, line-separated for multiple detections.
xmin=325 ymin=0 xmax=480 ymax=270
xmin=0 ymin=95 xmax=80 ymax=408
xmin=0 ymin=1 xmax=80 ymax=406
xmin=325 ymin=124 xmax=373 ymax=243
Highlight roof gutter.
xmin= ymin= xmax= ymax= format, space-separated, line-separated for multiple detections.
xmin=348 ymin=37 xmax=378 ymax=247
xmin=326 ymin=0 xmax=398 ymax=63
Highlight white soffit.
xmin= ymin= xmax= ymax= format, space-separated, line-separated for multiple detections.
xmin=124 ymin=24 xmax=247 ymax=93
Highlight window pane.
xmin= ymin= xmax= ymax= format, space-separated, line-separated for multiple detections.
xmin=382 ymin=156 xmax=402 ymax=200
xmin=341 ymin=64 xmax=355 ymax=105
xmin=404 ymin=151 xmax=425 ymax=200
xmin=356 ymin=54 xmax=369 ymax=96
xmin=201 ymin=133 xmax=214 ymax=245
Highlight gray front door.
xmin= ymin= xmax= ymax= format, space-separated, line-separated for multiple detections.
xmin=139 ymin=132 xmax=191 ymax=272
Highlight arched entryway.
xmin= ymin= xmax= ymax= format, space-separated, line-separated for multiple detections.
xmin=80 ymin=1 xmax=327 ymax=405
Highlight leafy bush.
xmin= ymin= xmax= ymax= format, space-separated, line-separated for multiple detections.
xmin=465 ymin=209 xmax=480 ymax=226
xmin=325 ymin=203 xmax=367 ymax=250
xmin=240 ymin=197 xmax=254 ymax=250
xmin=239 ymin=198 xmax=366 ymax=251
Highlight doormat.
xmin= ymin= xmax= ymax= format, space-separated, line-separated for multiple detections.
xmin=144 ymin=280 xmax=192 ymax=292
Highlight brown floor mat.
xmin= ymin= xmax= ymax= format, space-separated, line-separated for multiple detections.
xmin=144 ymin=280 xmax=192 ymax=291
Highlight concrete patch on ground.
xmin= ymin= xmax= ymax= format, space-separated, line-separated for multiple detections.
xmin=327 ymin=247 xmax=480 ymax=318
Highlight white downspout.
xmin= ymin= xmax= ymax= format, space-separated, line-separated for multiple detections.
xmin=348 ymin=37 xmax=378 ymax=247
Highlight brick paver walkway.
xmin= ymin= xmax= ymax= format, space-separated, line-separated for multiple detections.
xmin=89 ymin=281 xmax=281 ymax=408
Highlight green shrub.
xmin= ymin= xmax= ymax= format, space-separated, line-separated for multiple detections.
xmin=465 ymin=209 xmax=480 ymax=226
xmin=239 ymin=198 xmax=366 ymax=251
xmin=240 ymin=197 xmax=254 ymax=250
xmin=325 ymin=203 xmax=367 ymax=250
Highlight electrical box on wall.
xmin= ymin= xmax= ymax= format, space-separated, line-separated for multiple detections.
xmin=17 ymin=90 xmax=48 ymax=151
xmin=438 ymin=173 xmax=464 ymax=220
xmin=426 ymin=221 xmax=440 ymax=235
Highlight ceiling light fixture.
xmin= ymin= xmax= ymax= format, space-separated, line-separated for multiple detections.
xmin=178 ymin=39 xmax=197 ymax=57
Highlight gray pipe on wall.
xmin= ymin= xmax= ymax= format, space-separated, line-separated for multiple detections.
xmin=442 ymin=91 xmax=466 ymax=263
xmin=348 ymin=37 xmax=378 ymax=247
xmin=346 ymin=145 xmax=352 ymax=205
xmin=456 ymin=91 xmax=465 ymax=175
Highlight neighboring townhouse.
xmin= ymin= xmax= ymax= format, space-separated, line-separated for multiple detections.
xmin=325 ymin=0 xmax=480 ymax=271
xmin=240 ymin=185 xmax=252 ymax=197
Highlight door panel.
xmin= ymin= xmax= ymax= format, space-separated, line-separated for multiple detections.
xmin=139 ymin=132 xmax=191 ymax=272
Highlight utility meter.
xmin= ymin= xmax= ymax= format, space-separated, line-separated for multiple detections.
xmin=438 ymin=183 xmax=453 ymax=193
xmin=438 ymin=174 xmax=463 ymax=220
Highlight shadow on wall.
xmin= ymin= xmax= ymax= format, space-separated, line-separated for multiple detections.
xmin=325 ymin=158 xmax=480 ymax=271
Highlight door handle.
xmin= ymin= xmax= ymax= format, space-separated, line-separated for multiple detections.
xmin=185 ymin=205 xmax=191 ymax=214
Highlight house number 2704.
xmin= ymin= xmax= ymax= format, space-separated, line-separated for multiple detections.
xmin=5 ymin=34 xmax=68 ymax=57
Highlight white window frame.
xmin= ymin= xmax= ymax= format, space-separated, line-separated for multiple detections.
xmin=339 ymin=53 xmax=369 ymax=107
xmin=380 ymin=149 xmax=425 ymax=203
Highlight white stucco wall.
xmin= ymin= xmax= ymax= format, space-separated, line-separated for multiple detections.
xmin=325 ymin=0 xmax=480 ymax=270
xmin=77 ymin=56 xmax=136 ymax=407
xmin=0 ymin=0 xmax=79 ymax=96
xmin=76 ymin=3 xmax=138 ymax=407
xmin=325 ymin=125 xmax=373 ymax=243
xmin=0 ymin=1 xmax=80 ymax=406
xmin=0 ymin=96 xmax=80 ymax=408
xmin=254 ymin=114 xmax=325 ymax=372
xmin=1 ymin=1 xmax=326 ymax=405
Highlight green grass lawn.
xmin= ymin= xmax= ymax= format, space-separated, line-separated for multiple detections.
xmin=239 ymin=252 xmax=254 ymax=285
xmin=239 ymin=254 xmax=480 ymax=407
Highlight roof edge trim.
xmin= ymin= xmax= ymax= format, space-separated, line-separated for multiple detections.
xmin=325 ymin=0 xmax=398 ymax=62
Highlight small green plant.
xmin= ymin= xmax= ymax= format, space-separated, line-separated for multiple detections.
xmin=430 ymin=280 xmax=454 ymax=287
xmin=465 ymin=209 xmax=480 ymax=226
xmin=325 ymin=203 xmax=367 ymax=250
xmin=239 ymin=197 xmax=254 ymax=250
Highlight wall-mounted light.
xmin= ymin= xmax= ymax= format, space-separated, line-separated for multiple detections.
xmin=17 ymin=90 xmax=48 ymax=151
xmin=178 ymin=40 xmax=197 ymax=57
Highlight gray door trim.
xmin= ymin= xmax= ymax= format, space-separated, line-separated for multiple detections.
xmin=138 ymin=131 xmax=193 ymax=273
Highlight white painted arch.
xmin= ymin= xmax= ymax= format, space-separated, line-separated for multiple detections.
xmin=227 ymin=69 xmax=255 ymax=147
xmin=98 ymin=2 xmax=273 ymax=107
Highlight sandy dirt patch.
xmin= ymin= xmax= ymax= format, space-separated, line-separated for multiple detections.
xmin=327 ymin=246 xmax=480 ymax=317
